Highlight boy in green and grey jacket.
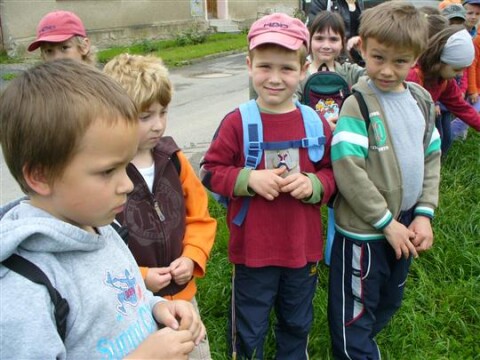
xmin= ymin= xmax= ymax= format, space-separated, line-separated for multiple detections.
xmin=328 ymin=2 xmax=441 ymax=359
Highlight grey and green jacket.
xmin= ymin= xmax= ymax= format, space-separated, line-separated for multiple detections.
xmin=331 ymin=76 xmax=441 ymax=241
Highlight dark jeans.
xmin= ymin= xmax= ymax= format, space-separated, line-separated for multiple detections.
xmin=435 ymin=110 xmax=453 ymax=155
xmin=229 ymin=263 xmax=318 ymax=360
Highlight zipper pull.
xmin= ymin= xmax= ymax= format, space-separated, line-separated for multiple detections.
xmin=153 ymin=200 xmax=165 ymax=221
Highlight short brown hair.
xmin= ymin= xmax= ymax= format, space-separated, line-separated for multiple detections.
xmin=0 ymin=59 xmax=138 ymax=194
xmin=359 ymin=2 xmax=428 ymax=58
xmin=103 ymin=54 xmax=172 ymax=111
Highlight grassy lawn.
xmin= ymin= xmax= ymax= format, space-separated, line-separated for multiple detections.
xmin=197 ymin=130 xmax=480 ymax=359
xmin=96 ymin=33 xmax=247 ymax=67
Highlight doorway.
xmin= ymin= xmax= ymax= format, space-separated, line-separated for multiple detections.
xmin=207 ymin=0 xmax=218 ymax=18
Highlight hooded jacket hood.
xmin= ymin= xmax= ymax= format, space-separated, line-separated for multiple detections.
xmin=0 ymin=199 xmax=161 ymax=359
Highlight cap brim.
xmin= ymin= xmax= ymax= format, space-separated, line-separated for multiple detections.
xmin=27 ymin=34 xmax=74 ymax=52
xmin=249 ymin=32 xmax=304 ymax=51
xmin=446 ymin=14 xmax=467 ymax=20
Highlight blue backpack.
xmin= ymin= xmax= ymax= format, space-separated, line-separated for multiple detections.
xmin=211 ymin=99 xmax=327 ymax=226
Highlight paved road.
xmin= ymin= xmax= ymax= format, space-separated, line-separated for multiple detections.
xmin=0 ymin=52 xmax=249 ymax=203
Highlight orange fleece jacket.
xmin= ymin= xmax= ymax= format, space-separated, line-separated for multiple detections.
xmin=467 ymin=35 xmax=480 ymax=96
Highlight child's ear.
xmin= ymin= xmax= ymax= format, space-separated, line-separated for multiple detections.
xmin=246 ymin=55 xmax=253 ymax=76
xmin=79 ymin=37 xmax=91 ymax=56
xmin=300 ymin=60 xmax=310 ymax=81
xmin=23 ymin=165 xmax=53 ymax=196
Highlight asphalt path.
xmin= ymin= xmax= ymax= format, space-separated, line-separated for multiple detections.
xmin=0 ymin=52 xmax=249 ymax=203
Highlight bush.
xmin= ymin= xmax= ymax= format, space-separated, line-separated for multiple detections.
xmin=175 ymin=23 xmax=208 ymax=46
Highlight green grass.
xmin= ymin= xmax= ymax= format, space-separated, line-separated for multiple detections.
xmin=1 ymin=73 xmax=18 ymax=81
xmin=196 ymin=130 xmax=480 ymax=359
xmin=97 ymin=32 xmax=247 ymax=67
xmin=0 ymin=50 xmax=21 ymax=64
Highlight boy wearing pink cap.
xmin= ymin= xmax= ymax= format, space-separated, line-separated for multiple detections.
xmin=28 ymin=10 xmax=94 ymax=65
xmin=201 ymin=13 xmax=335 ymax=359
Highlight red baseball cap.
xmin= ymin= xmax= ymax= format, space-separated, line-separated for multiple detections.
xmin=248 ymin=13 xmax=309 ymax=52
xmin=28 ymin=10 xmax=86 ymax=52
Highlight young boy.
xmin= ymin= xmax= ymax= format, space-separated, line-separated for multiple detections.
xmin=201 ymin=13 xmax=335 ymax=359
xmin=103 ymin=54 xmax=216 ymax=359
xmin=463 ymin=0 xmax=480 ymax=37
xmin=0 ymin=59 xmax=205 ymax=359
xmin=28 ymin=10 xmax=95 ymax=65
xmin=329 ymin=2 xmax=441 ymax=359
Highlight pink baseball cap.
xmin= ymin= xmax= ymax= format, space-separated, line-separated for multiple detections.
xmin=28 ymin=10 xmax=87 ymax=52
xmin=248 ymin=13 xmax=309 ymax=52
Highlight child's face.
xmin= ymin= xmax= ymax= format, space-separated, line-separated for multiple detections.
xmin=464 ymin=4 xmax=480 ymax=29
xmin=247 ymin=47 xmax=308 ymax=112
xmin=362 ymin=38 xmax=417 ymax=93
xmin=37 ymin=119 xmax=138 ymax=232
xmin=439 ymin=63 xmax=466 ymax=80
xmin=137 ymin=101 xmax=167 ymax=152
xmin=310 ymin=28 xmax=343 ymax=66
xmin=40 ymin=38 xmax=89 ymax=63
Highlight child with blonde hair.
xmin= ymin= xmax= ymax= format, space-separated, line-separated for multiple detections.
xmin=104 ymin=54 xmax=216 ymax=360
xmin=28 ymin=10 xmax=95 ymax=65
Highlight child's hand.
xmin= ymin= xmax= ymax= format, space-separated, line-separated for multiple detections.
xmin=328 ymin=116 xmax=338 ymax=131
xmin=279 ymin=173 xmax=313 ymax=200
xmin=468 ymin=93 xmax=478 ymax=104
xmin=248 ymin=167 xmax=286 ymax=200
xmin=346 ymin=36 xmax=361 ymax=51
xmin=408 ymin=216 xmax=433 ymax=253
xmin=153 ymin=300 xmax=206 ymax=345
xmin=435 ymin=104 xmax=441 ymax=117
xmin=145 ymin=267 xmax=172 ymax=293
xmin=383 ymin=219 xmax=418 ymax=260
xmin=124 ymin=327 xmax=194 ymax=360
xmin=170 ymin=257 xmax=194 ymax=285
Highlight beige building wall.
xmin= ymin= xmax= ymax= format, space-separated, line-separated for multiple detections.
xmin=0 ymin=0 xmax=302 ymax=57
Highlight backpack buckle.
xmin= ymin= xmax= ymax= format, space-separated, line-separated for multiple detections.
xmin=248 ymin=141 xmax=261 ymax=150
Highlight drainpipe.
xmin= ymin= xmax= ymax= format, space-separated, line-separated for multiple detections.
xmin=0 ymin=9 xmax=4 ymax=51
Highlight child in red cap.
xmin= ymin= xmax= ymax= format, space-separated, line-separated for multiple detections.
xmin=28 ymin=10 xmax=95 ymax=65
xmin=201 ymin=12 xmax=335 ymax=360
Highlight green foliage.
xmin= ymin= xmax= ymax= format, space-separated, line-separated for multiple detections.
xmin=293 ymin=7 xmax=307 ymax=23
xmin=97 ymin=32 xmax=246 ymax=65
xmin=175 ymin=23 xmax=208 ymax=46
xmin=0 ymin=50 xmax=20 ymax=64
xmin=197 ymin=131 xmax=480 ymax=359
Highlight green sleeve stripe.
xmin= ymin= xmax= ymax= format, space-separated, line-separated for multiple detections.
xmin=331 ymin=131 xmax=369 ymax=162
xmin=335 ymin=116 xmax=368 ymax=136
xmin=414 ymin=206 xmax=434 ymax=218
xmin=373 ymin=210 xmax=393 ymax=230
xmin=426 ymin=128 xmax=441 ymax=156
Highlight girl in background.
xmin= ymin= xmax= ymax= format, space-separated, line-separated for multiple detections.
xmin=406 ymin=26 xmax=480 ymax=154
xmin=297 ymin=11 xmax=365 ymax=130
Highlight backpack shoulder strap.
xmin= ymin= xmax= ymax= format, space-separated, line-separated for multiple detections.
xmin=352 ymin=91 xmax=370 ymax=129
xmin=297 ymin=101 xmax=326 ymax=162
xmin=2 ymin=254 xmax=70 ymax=342
xmin=239 ymin=99 xmax=263 ymax=169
